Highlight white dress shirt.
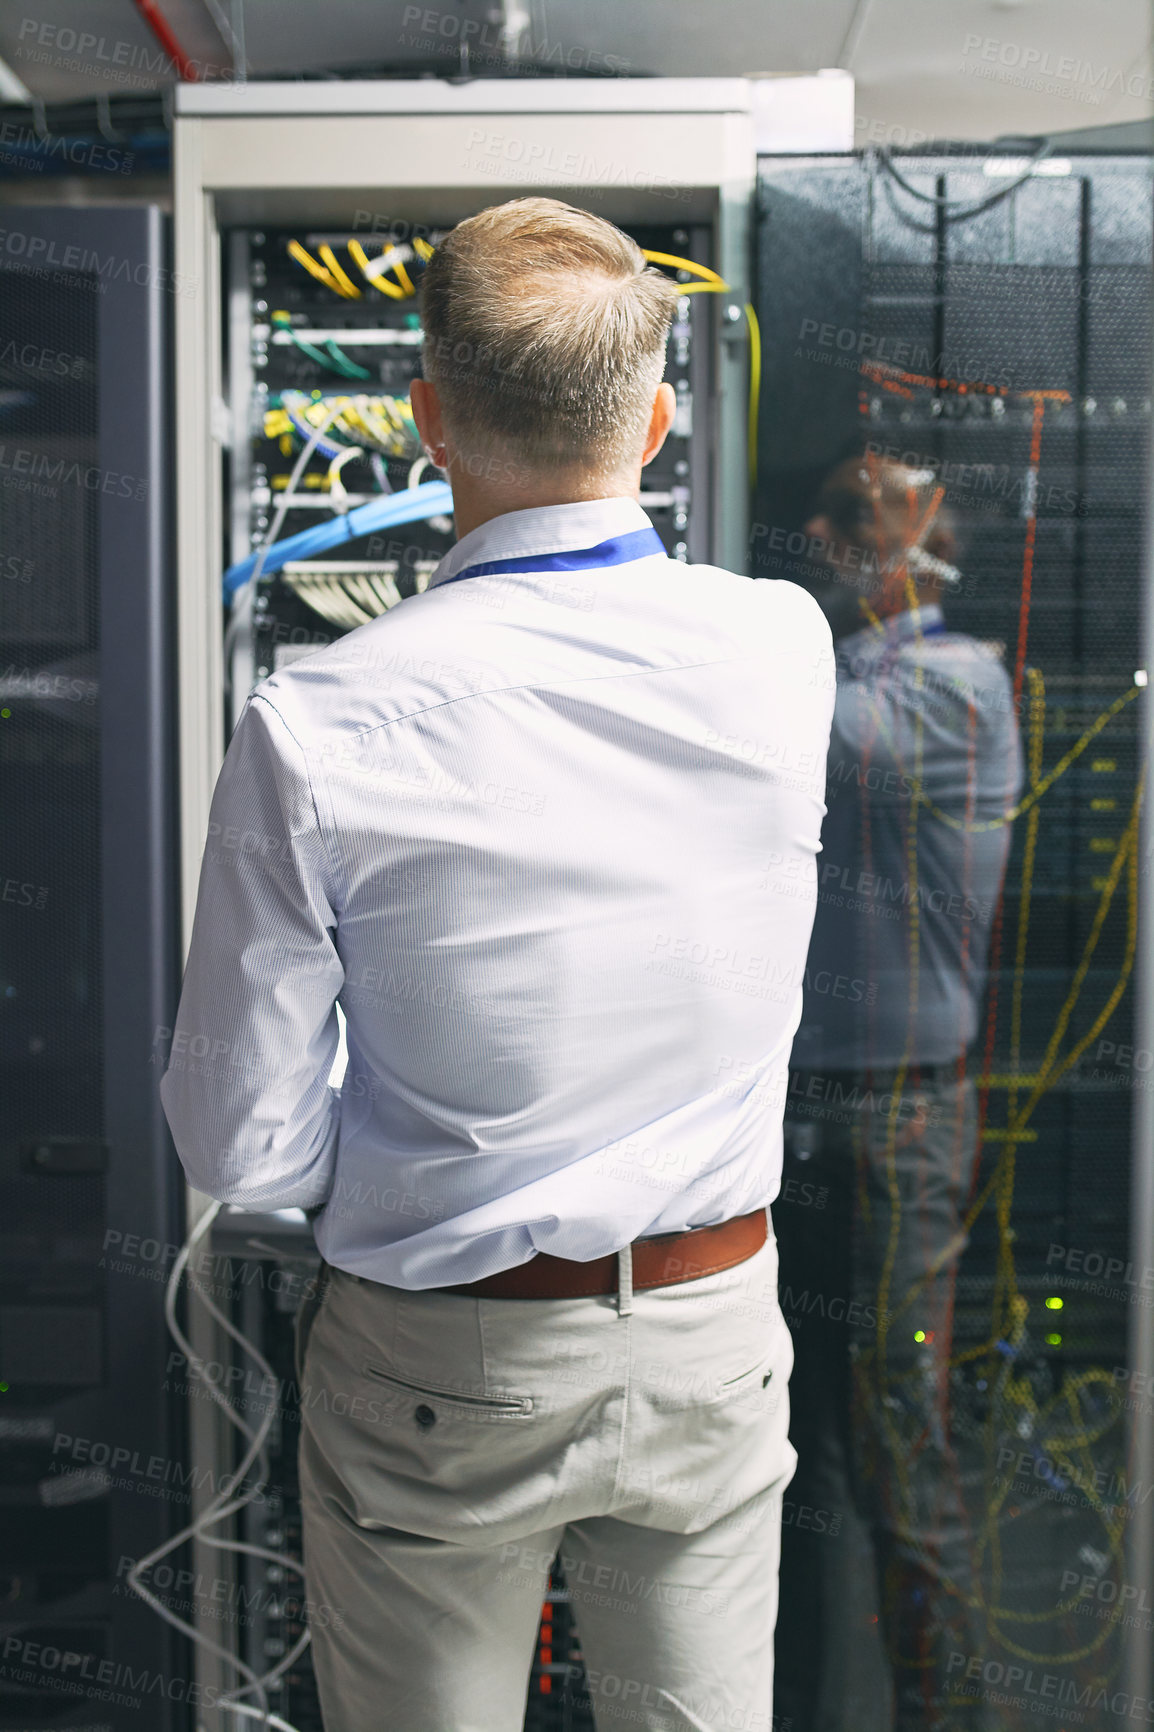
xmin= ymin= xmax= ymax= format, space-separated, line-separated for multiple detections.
xmin=161 ymin=496 xmax=835 ymax=1288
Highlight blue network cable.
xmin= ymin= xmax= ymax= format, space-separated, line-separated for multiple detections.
xmin=222 ymin=480 xmax=453 ymax=601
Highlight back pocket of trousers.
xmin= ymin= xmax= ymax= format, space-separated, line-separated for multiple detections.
xmin=714 ymin=1346 xmax=780 ymax=1405
xmin=363 ymin=1362 xmax=534 ymax=1419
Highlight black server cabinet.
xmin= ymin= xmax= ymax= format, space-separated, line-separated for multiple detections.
xmin=755 ymin=154 xmax=1151 ymax=1732
xmin=0 ymin=208 xmax=184 ymax=1729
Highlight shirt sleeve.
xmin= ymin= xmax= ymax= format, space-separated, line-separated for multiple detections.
xmin=160 ymin=693 xmax=345 ymax=1210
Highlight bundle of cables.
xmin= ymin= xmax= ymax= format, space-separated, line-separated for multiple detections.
xmin=279 ymin=560 xmax=440 ymax=631
xmin=126 ymin=1201 xmax=311 ymax=1732
xmin=222 ymin=477 xmax=451 ymax=601
xmin=225 ymin=238 xmax=760 ymax=605
xmin=264 ymin=389 xmax=420 ymax=463
xmin=270 ymin=310 xmax=378 ymax=380
xmin=280 ymin=236 xmax=760 ymax=488
xmin=286 ymin=234 xmax=434 ymax=301
xmin=262 ymin=389 xmax=427 ymax=521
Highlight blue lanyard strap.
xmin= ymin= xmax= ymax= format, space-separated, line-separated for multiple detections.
xmin=437 ymin=524 xmax=666 ymax=587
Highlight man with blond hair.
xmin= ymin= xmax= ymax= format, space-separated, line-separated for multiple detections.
xmin=162 ymin=197 xmax=835 ymax=1730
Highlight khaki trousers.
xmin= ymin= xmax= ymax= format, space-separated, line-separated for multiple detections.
xmin=296 ymin=1224 xmax=795 ymax=1731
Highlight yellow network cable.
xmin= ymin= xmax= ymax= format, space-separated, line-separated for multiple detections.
xmin=318 ymin=244 xmax=361 ymax=299
xmin=263 ymin=393 xmax=419 ymax=460
xmin=287 ymin=239 xmax=345 ymax=295
xmin=641 ymin=250 xmax=761 ymax=490
xmin=842 ymin=419 xmax=1140 ymax=1683
xmin=352 ymin=397 xmax=394 ymax=447
xmin=857 ymin=677 xmax=1139 ymax=834
xmin=942 ymin=778 xmax=1142 ymax=1364
xmin=850 ymin=466 xmax=1139 ymax=1673
xmin=973 ymin=1346 xmax=1124 ymax=1664
xmin=1008 ymin=779 xmax=1142 ymax=1134
xmin=366 ymin=242 xmax=415 ymax=296
xmin=641 ymin=249 xmax=726 ymax=285
xmin=346 ymin=237 xmax=377 ymax=281
xmin=347 ymin=237 xmax=407 ymax=300
xmin=876 ymin=765 xmax=1142 ymax=1362
xmin=743 ymin=303 xmax=761 ymax=493
xmin=1006 ymin=666 xmax=1045 ymax=1199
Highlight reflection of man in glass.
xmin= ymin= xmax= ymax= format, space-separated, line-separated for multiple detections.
xmin=773 ymin=455 xmax=1023 ymax=1732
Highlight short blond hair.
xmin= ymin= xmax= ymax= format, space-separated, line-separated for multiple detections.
xmin=419 ymin=197 xmax=679 ymax=474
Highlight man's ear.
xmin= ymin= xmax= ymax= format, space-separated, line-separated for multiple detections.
xmin=409 ymin=378 xmax=444 ymax=459
xmin=640 ymin=381 xmax=676 ymax=468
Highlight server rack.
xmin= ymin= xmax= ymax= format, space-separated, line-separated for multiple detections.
xmin=171 ymin=77 xmax=761 ymax=1726
xmin=756 ymin=150 xmax=1154 ymax=1732
xmin=0 ymin=207 xmax=184 ymax=1730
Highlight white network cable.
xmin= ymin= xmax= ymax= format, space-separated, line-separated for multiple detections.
xmin=224 ymin=397 xmax=348 ymax=714
xmin=124 ymin=1199 xmax=311 ymax=1732
xmin=327 ymin=444 xmax=363 ymax=514
xmin=140 ymin=403 xmax=358 ymax=1723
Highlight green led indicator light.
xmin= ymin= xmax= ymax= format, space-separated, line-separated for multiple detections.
xmin=1046 ymin=1333 xmax=1062 ymax=1346
xmin=913 ymin=1330 xmax=926 ymax=1343
xmin=1045 ymin=1296 xmax=1064 ymax=1310
xmin=1 ymin=708 xmax=10 ymax=719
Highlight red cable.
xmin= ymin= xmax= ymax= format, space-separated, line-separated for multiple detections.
xmin=976 ymin=404 xmax=1048 ymax=1158
xmin=1012 ymin=397 xmax=1047 ymax=705
xmin=131 ymin=0 xmax=199 ymax=81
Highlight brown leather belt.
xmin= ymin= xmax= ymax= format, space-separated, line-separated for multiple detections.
xmin=439 ymin=1208 xmax=767 ymax=1300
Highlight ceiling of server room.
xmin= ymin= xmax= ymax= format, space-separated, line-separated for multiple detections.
xmin=0 ymin=0 xmax=1151 ymax=144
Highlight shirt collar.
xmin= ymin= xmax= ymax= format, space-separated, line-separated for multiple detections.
xmin=427 ymin=496 xmax=657 ymax=590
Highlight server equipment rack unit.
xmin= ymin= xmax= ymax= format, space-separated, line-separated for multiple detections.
xmin=756 ymin=148 xmax=1154 ymax=1731
xmin=171 ymin=76 xmax=761 ymax=1724
xmin=0 ymin=206 xmax=183 ymax=1731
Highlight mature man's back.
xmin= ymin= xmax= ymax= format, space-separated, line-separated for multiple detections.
xmin=163 ymin=496 xmax=834 ymax=1288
